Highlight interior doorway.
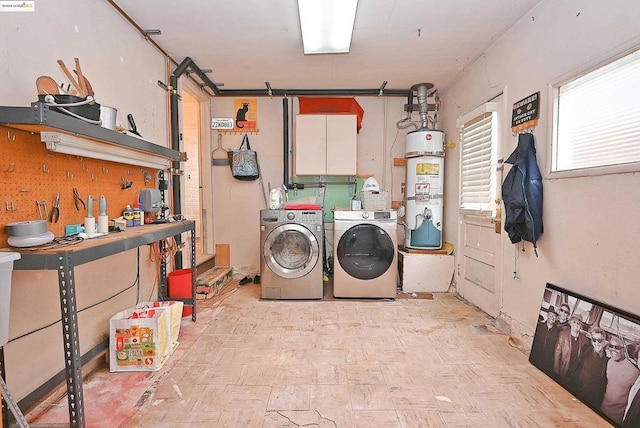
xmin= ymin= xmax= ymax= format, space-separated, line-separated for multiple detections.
xmin=181 ymin=85 xmax=214 ymax=265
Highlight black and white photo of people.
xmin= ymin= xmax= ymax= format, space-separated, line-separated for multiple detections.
xmin=530 ymin=284 xmax=640 ymax=427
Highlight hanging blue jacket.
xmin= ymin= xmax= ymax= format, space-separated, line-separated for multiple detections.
xmin=502 ymin=133 xmax=543 ymax=255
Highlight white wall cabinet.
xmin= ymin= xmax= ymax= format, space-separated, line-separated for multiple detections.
xmin=294 ymin=114 xmax=357 ymax=175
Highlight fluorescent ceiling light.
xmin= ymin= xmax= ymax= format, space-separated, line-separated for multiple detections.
xmin=298 ymin=0 xmax=358 ymax=54
xmin=40 ymin=132 xmax=171 ymax=170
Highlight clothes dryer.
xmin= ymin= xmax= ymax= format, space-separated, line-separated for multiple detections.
xmin=333 ymin=210 xmax=397 ymax=298
xmin=260 ymin=209 xmax=324 ymax=299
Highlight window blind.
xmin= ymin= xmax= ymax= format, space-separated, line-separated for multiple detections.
xmin=460 ymin=111 xmax=495 ymax=211
xmin=554 ymin=48 xmax=640 ymax=171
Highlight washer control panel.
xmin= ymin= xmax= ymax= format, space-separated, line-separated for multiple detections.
xmin=281 ymin=209 xmax=323 ymax=225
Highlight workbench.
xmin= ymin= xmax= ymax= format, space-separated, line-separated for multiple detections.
xmin=0 ymin=221 xmax=196 ymax=428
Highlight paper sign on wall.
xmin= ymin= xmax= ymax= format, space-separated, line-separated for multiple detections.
xmin=233 ymin=99 xmax=258 ymax=132
xmin=511 ymin=92 xmax=540 ymax=133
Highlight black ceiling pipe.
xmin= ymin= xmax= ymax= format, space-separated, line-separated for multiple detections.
xmin=171 ymin=59 xmax=412 ymax=98
xmin=214 ymin=88 xmax=411 ymax=97
xmin=283 ymin=98 xmax=290 ymax=188
xmin=169 ymin=56 xmax=219 ymax=270
xmin=168 ymin=72 xmax=184 ymax=270
xmin=174 ymin=56 xmax=221 ymax=96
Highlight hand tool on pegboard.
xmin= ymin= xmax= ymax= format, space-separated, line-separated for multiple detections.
xmin=36 ymin=199 xmax=48 ymax=219
xmin=49 ymin=192 xmax=60 ymax=223
xmin=73 ymin=187 xmax=86 ymax=211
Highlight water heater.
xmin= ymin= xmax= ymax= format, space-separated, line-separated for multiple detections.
xmin=405 ymin=129 xmax=445 ymax=249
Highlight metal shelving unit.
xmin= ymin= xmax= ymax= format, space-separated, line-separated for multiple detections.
xmin=0 ymin=102 xmax=194 ymax=427
xmin=3 ymin=221 xmax=196 ymax=428
xmin=0 ymin=103 xmax=186 ymax=162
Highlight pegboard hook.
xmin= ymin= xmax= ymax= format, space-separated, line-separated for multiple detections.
xmin=42 ymin=164 xmax=50 ymax=173
xmin=4 ymin=163 xmax=16 ymax=172
xmin=6 ymin=200 xmax=17 ymax=211
xmin=6 ymin=130 xmax=15 ymax=141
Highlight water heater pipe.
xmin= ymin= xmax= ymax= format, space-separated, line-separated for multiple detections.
xmin=411 ymin=82 xmax=434 ymax=130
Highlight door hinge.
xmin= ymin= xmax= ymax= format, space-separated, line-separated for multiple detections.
xmin=492 ymin=199 xmax=502 ymax=234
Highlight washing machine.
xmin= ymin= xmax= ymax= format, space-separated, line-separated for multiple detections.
xmin=333 ymin=210 xmax=398 ymax=298
xmin=260 ymin=209 xmax=324 ymax=299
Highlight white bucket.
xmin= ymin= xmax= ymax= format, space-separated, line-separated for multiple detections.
xmin=0 ymin=252 xmax=21 ymax=346
xmin=100 ymin=105 xmax=118 ymax=130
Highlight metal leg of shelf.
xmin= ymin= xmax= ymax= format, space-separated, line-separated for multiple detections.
xmin=159 ymin=240 xmax=168 ymax=301
xmin=57 ymin=252 xmax=85 ymax=428
xmin=0 ymin=376 xmax=29 ymax=428
xmin=190 ymin=226 xmax=196 ymax=322
xmin=1 ymin=347 xmax=8 ymax=428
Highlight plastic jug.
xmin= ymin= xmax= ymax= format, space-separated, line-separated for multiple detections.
xmin=269 ymin=188 xmax=285 ymax=209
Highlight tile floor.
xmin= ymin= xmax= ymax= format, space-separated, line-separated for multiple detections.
xmin=29 ymin=280 xmax=611 ymax=427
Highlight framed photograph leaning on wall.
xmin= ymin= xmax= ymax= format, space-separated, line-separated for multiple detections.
xmin=530 ymin=283 xmax=640 ymax=427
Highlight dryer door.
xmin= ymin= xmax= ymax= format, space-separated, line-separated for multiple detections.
xmin=263 ymin=224 xmax=320 ymax=279
xmin=336 ymin=224 xmax=394 ymax=280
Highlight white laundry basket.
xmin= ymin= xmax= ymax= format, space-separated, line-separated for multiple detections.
xmin=0 ymin=252 xmax=21 ymax=346
xmin=361 ymin=190 xmax=389 ymax=210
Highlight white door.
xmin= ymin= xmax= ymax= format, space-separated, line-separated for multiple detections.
xmin=456 ymin=93 xmax=506 ymax=318
xmin=458 ymin=213 xmax=502 ymax=317
xmin=294 ymin=114 xmax=326 ymax=175
xmin=326 ymin=114 xmax=357 ymax=175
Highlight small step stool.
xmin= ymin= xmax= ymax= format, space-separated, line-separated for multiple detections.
xmin=196 ymin=266 xmax=233 ymax=299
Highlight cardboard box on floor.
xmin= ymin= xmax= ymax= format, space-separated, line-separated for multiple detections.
xmin=109 ymin=307 xmax=170 ymax=372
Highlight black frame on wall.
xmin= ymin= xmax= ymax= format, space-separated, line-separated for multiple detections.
xmin=530 ymin=282 xmax=640 ymax=427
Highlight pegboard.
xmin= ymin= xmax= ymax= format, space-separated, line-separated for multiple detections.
xmin=0 ymin=126 xmax=158 ymax=247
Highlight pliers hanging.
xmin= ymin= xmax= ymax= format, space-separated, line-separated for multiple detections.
xmin=73 ymin=188 xmax=86 ymax=211
xmin=50 ymin=192 xmax=60 ymax=223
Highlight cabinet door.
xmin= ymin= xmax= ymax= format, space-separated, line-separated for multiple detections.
xmin=294 ymin=114 xmax=326 ymax=175
xmin=326 ymin=114 xmax=357 ymax=175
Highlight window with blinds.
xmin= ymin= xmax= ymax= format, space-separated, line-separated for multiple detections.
xmin=457 ymin=103 xmax=498 ymax=212
xmin=553 ymin=48 xmax=640 ymax=172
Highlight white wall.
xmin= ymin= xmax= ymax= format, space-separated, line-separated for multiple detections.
xmin=0 ymin=0 xmax=168 ymax=401
xmin=439 ymin=0 xmax=640 ymax=340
